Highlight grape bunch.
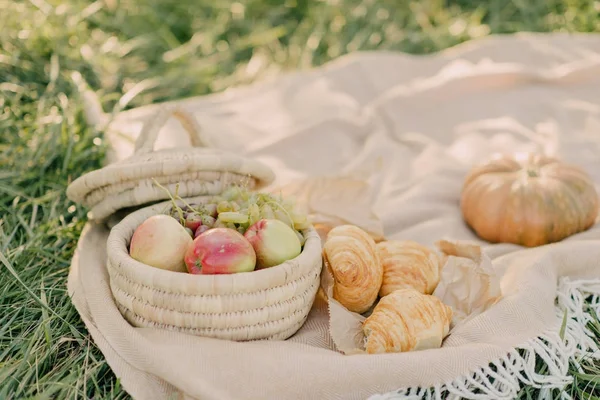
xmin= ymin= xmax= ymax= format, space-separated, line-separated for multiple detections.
xmin=168 ymin=185 xmax=310 ymax=244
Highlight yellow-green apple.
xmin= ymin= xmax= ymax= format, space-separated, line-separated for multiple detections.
xmin=129 ymin=214 xmax=193 ymax=273
xmin=244 ymin=219 xmax=301 ymax=269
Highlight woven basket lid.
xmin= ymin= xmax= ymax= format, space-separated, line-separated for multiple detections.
xmin=66 ymin=106 xmax=276 ymax=221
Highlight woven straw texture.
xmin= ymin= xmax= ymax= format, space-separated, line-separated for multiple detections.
xmin=66 ymin=107 xmax=276 ymax=221
xmin=106 ymin=196 xmax=323 ymax=341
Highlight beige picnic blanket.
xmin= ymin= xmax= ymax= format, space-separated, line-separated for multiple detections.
xmin=68 ymin=33 xmax=600 ymax=400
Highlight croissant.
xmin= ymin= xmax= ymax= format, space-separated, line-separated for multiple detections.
xmin=323 ymin=225 xmax=383 ymax=314
xmin=377 ymin=240 xmax=443 ymax=297
xmin=363 ymin=288 xmax=453 ymax=354
xmin=315 ymin=222 xmax=386 ymax=246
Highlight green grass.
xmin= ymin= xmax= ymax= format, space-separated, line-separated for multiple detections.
xmin=1 ymin=0 xmax=600 ymax=398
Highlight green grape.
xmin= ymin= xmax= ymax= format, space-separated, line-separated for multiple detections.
xmin=247 ymin=193 xmax=259 ymax=207
xmin=225 ymin=222 xmax=237 ymax=230
xmin=255 ymin=193 xmax=270 ymax=207
xmin=291 ymin=212 xmax=310 ymax=230
xmin=291 ymin=211 xmax=307 ymax=224
xmin=222 ymin=186 xmax=239 ymax=201
xmin=219 ymin=212 xmax=249 ymax=224
xmin=274 ymin=209 xmax=293 ymax=227
xmin=217 ymin=201 xmax=232 ymax=213
xmin=237 ymin=226 xmax=246 ymax=234
xmin=294 ymin=219 xmax=311 ymax=230
xmin=201 ymin=215 xmax=216 ymax=228
xmin=261 ymin=204 xmax=275 ymax=219
xmin=238 ymin=190 xmax=250 ymax=202
xmin=211 ymin=195 xmax=225 ymax=204
xmin=230 ymin=201 xmax=241 ymax=212
xmin=281 ymin=197 xmax=296 ymax=212
xmin=248 ymin=203 xmax=260 ymax=225
xmin=203 ymin=203 xmax=218 ymax=217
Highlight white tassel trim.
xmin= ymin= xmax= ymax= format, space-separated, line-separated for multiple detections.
xmin=369 ymin=278 xmax=600 ymax=400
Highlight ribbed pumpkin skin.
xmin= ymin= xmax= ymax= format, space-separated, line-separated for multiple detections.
xmin=460 ymin=153 xmax=599 ymax=247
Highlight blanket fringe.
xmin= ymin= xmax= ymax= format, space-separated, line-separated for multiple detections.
xmin=369 ymin=278 xmax=600 ymax=400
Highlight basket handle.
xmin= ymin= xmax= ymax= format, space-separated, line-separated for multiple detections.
xmin=133 ymin=106 xmax=213 ymax=154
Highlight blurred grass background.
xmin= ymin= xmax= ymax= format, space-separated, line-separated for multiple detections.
xmin=1 ymin=0 xmax=600 ymax=398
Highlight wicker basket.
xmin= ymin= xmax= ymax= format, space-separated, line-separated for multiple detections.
xmin=106 ymin=197 xmax=323 ymax=341
xmin=67 ymin=107 xmax=323 ymax=340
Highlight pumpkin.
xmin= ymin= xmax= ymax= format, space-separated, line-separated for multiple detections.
xmin=460 ymin=153 xmax=599 ymax=247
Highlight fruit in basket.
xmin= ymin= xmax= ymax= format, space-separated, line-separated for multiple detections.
xmin=461 ymin=152 xmax=599 ymax=247
xmin=362 ymin=288 xmax=453 ymax=354
xmin=323 ymin=225 xmax=383 ymax=314
xmin=184 ymin=214 xmax=203 ymax=231
xmin=201 ymin=215 xmax=216 ymax=228
xmin=184 ymin=228 xmax=256 ymax=274
xmin=377 ymin=241 xmax=443 ymax=297
xmin=219 ymin=211 xmax=249 ymax=224
xmin=203 ymin=203 xmax=218 ymax=218
xmin=194 ymin=225 xmax=210 ymax=238
xmin=164 ymin=184 xmax=311 ymax=241
xmin=129 ymin=214 xmax=193 ymax=273
xmin=244 ymin=219 xmax=302 ymax=269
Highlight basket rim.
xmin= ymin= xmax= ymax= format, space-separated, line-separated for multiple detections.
xmin=85 ymin=175 xmax=252 ymax=221
xmin=106 ymin=195 xmax=323 ymax=294
xmin=66 ymin=147 xmax=276 ymax=205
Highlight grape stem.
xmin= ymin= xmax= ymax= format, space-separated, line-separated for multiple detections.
xmin=152 ymin=179 xmax=215 ymax=221
xmin=262 ymin=200 xmax=294 ymax=228
xmin=150 ymin=181 xmax=302 ymax=233
xmin=175 ymin=194 xmax=202 ymax=216
xmin=152 ymin=179 xmax=185 ymax=225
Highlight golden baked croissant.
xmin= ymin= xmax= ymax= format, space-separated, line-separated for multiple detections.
xmin=315 ymin=222 xmax=386 ymax=246
xmin=377 ymin=240 xmax=443 ymax=297
xmin=323 ymin=225 xmax=383 ymax=314
xmin=363 ymin=288 xmax=453 ymax=354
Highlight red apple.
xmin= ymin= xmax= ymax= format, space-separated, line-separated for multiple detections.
xmin=129 ymin=214 xmax=193 ymax=273
xmin=184 ymin=228 xmax=256 ymax=275
xmin=244 ymin=219 xmax=302 ymax=269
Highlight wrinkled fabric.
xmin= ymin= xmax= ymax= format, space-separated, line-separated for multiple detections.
xmin=68 ymin=33 xmax=600 ymax=400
